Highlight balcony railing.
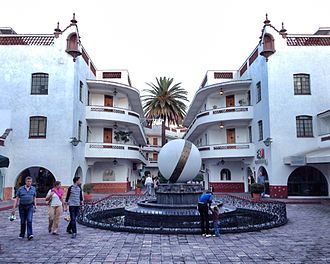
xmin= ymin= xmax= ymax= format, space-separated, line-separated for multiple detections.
xmin=198 ymin=143 xmax=255 ymax=158
xmin=85 ymin=142 xmax=147 ymax=162
xmin=184 ymin=106 xmax=253 ymax=139
xmin=87 ymin=105 xmax=140 ymax=118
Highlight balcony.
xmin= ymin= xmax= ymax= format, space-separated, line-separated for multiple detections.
xmin=86 ymin=105 xmax=147 ymax=145
xmin=184 ymin=106 xmax=253 ymax=141
xmin=198 ymin=143 xmax=255 ymax=159
xmin=85 ymin=142 xmax=147 ymax=163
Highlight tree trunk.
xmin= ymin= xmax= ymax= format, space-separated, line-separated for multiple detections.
xmin=161 ymin=120 xmax=166 ymax=146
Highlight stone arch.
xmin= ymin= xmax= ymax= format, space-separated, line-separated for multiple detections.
xmin=74 ymin=166 xmax=83 ymax=181
xmin=257 ymin=166 xmax=269 ymax=195
xmin=85 ymin=168 xmax=92 ymax=184
xmin=288 ymin=166 xmax=328 ymax=196
xmin=15 ymin=166 xmax=56 ymax=198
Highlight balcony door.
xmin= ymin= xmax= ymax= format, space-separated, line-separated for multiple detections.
xmin=226 ymin=128 xmax=236 ymax=144
xmin=104 ymin=95 xmax=113 ymax=107
xmin=103 ymin=128 xmax=112 ymax=143
xmin=226 ymin=95 xmax=235 ymax=107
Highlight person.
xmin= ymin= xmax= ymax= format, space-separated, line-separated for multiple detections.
xmin=65 ymin=176 xmax=83 ymax=239
xmin=12 ymin=176 xmax=37 ymax=240
xmin=257 ymin=171 xmax=265 ymax=197
xmin=210 ymin=203 xmax=223 ymax=237
xmin=144 ymin=175 xmax=153 ymax=196
xmin=248 ymin=174 xmax=255 ymax=194
xmin=197 ymin=190 xmax=213 ymax=237
xmin=45 ymin=181 xmax=64 ymax=235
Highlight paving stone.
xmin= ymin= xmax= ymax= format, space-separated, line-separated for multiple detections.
xmin=0 ymin=204 xmax=330 ymax=263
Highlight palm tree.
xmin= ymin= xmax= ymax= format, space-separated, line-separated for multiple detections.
xmin=142 ymin=77 xmax=188 ymax=146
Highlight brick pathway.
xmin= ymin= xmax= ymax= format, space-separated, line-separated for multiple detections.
xmin=0 ymin=204 xmax=329 ymax=263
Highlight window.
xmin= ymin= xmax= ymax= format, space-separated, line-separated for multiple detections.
xmin=248 ymin=126 xmax=252 ymax=143
xmin=294 ymin=74 xmax=311 ymax=95
xmin=29 ymin=116 xmax=47 ymax=138
xmin=153 ymin=138 xmax=158 ymax=146
xmin=31 ymin=73 xmax=48 ymax=95
xmin=79 ymin=81 xmax=83 ymax=102
xmin=78 ymin=121 xmax=82 ymax=141
xmin=256 ymin=82 xmax=261 ymax=103
xmin=258 ymin=120 xmax=263 ymax=141
xmin=296 ymin=116 xmax=313 ymax=137
xmin=220 ymin=169 xmax=231 ymax=180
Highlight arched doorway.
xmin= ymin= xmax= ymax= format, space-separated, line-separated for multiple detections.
xmin=16 ymin=167 xmax=56 ymax=198
xmin=288 ymin=166 xmax=328 ymax=196
xmin=257 ymin=166 xmax=269 ymax=195
xmin=74 ymin=166 xmax=83 ymax=180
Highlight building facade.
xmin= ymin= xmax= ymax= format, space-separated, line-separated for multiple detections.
xmin=0 ymin=16 xmax=148 ymax=199
xmin=183 ymin=18 xmax=330 ymax=198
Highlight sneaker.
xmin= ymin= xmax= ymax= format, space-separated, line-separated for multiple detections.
xmin=201 ymin=233 xmax=206 ymax=236
xmin=48 ymin=229 xmax=51 ymax=233
xmin=205 ymin=234 xmax=212 ymax=237
xmin=71 ymin=233 xmax=76 ymax=239
xmin=66 ymin=230 xmax=72 ymax=234
xmin=52 ymin=232 xmax=59 ymax=235
xmin=28 ymin=235 xmax=34 ymax=240
xmin=18 ymin=235 xmax=24 ymax=239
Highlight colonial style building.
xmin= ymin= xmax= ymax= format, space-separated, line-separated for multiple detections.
xmin=0 ymin=15 xmax=148 ymax=199
xmin=183 ymin=17 xmax=330 ymax=198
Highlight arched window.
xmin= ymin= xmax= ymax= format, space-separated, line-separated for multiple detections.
xmin=31 ymin=73 xmax=48 ymax=94
xmin=220 ymin=169 xmax=231 ymax=181
xmin=66 ymin=33 xmax=78 ymax=51
xmin=263 ymin=33 xmax=275 ymax=51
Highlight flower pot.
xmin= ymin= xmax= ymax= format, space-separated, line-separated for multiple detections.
xmin=135 ymin=187 xmax=142 ymax=195
xmin=252 ymin=192 xmax=261 ymax=202
xmin=84 ymin=193 xmax=93 ymax=202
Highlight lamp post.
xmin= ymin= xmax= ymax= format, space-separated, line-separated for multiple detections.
xmin=70 ymin=137 xmax=81 ymax=146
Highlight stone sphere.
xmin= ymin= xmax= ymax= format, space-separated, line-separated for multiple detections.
xmin=158 ymin=139 xmax=202 ymax=183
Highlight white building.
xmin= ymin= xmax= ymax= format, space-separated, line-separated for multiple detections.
xmin=183 ymin=17 xmax=330 ymax=198
xmin=0 ymin=16 xmax=148 ymax=199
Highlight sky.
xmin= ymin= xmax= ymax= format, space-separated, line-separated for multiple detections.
xmin=1 ymin=0 xmax=329 ymax=104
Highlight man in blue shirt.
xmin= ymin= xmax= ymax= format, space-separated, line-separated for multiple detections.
xmin=12 ymin=176 xmax=37 ymax=240
xmin=198 ymin=190 xmax=213 ymax=237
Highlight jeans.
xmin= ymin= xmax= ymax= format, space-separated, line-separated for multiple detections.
xmin=18 ymin=204 xmax=34 ymax=237
xmin=213 ymin=220 xmax=220 ymax=236
xmin=198 ymin=203 xmax=210 ymax=235
xmin=145 ymin=183 xmax=152 ymax=195
xmin=67 ymin=206 xmax=80 ymax=234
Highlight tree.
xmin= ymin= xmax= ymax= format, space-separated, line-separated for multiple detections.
xmin=142 ymin=77 xmax=188 ymax=146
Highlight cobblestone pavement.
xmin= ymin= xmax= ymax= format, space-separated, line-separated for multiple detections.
xmin=0 ymin=204 xmax=329 ymax=263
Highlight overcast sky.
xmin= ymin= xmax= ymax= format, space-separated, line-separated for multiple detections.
xmin=2 ymin=0 xmax=329 ymax=103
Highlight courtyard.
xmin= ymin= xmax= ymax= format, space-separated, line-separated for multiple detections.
xmin=0 ymin=203 xmax=329 ymax=263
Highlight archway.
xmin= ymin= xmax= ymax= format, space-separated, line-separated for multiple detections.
xmin=247 ymin=167 xmax=254 ymax=192
xmin=74 ymin=166 xmax=83 ymax=180
xmin=288 ymin=166 xmax=328 ymax=196
xmin=86 ymin=168 xmax=92 ymax=184
xmin=257 ymin=166 xmax=269 ymax=195
xmin=16 ymin=167 xmax=56 ymax=198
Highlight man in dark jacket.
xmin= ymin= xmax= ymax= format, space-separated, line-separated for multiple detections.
xmin=197 ymin=190 xmax=213 ymax=237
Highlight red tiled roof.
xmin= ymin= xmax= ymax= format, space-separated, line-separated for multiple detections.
xmin=0 ymin=35 xmax=54 ymax=46
xmin=287 ymin=36 xmax=330 ymax=46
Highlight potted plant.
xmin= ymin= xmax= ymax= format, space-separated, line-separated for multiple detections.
xmin=238 ymin=99 xmax=247 ymax=106
xmin=250 ymin=183 xmax=264 ymax=201
xmin=135 ymin=179 xmax=143 ymax=195
xmin=83 ymin=183 xmax=94 ymax=201
xmin=114 ymin=131 xmax=132 ymax=143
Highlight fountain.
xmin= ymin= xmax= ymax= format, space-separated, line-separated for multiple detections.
xmin=78 ymin=139 xmax=287 ymax=234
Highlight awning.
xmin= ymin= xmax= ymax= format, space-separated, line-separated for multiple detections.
xmin=0 ymin=155 xmax=9 ymax=168
xmin=284 ymin=147 xmax=330 ymax=166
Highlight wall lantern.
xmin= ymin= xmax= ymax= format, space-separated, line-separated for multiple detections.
xmin=70 ymin=137 xmax=81 ymax=146
xmin=113 ymin=88 xmax=118 ymax=96
xmin=220 ymin=159 xmax=225 ymax=165
xmin=219 ymin=122 xmax=224 ymax=129
xmin=263 ymin=137 xmax=273 ymax=147
xmin=219 ymin=89 xmax=224 ymax=95
xmin=113 ymin=159 xmax=118 ymax=166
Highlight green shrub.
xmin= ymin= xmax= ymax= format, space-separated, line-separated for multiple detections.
xmin=136 ymin=179 xmax=143 ymax=188
xmin=83 ymin=183 xmax=94 ymax=194
xmin=250 ymin=183 xmax=264 ymax=194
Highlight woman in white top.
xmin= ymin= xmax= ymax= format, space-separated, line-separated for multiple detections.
xmin=45 ymin=181 xmax=64 ymax=235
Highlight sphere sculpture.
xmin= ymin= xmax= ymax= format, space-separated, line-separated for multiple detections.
xmin=158 ymin=139 xmax=201 ymax=183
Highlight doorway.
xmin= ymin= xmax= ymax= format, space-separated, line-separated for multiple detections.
xmin=104 ymin=128 xmax=112 ymax=143
xmin=226 ymin=95 xmax=235 ymax=110
xmin=226 ymin=129 xmax=236 ymax=144
xmin=104 ymin=95 xmax=113 ymax=107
